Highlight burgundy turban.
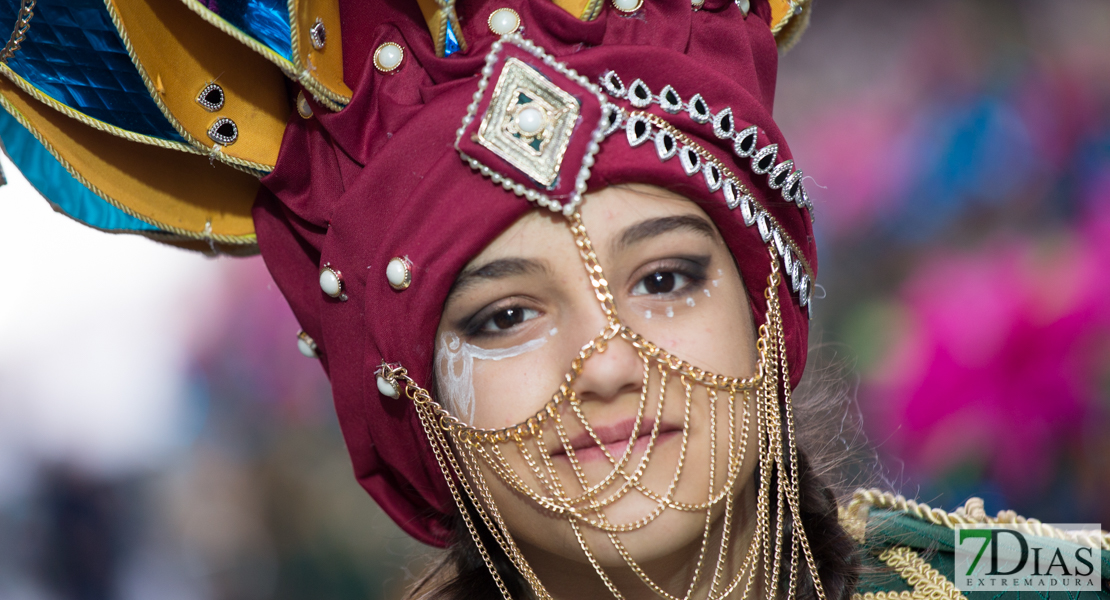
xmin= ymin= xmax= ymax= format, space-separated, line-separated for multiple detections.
xmin=254 ymin=0 xmax=816 ymax=547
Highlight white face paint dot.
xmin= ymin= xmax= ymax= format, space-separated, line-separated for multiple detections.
xmin=516 ymin=107 xmax=545 ymax=135
xmin=645 ymin=310 xmax=652 ymax=320
xmin=686 ymin=297 xmax=695 ymax=307
xmin=386 ymin=257 xmax=411 ymax=290
xmin=319 ymin=265 xmax=343 ymax=298
xmin=487 ymin=8 xmax=520 ymax=35
xmin=377 ymin=375 xmax=401 ymax=399
xmin=612 ymin=0 xmax=643 ymax=13
xmin=666 ymin=306 xmax=674 ymax=318
xmin=703 ymin=288 xmax=711 ymax=297
xmin=373 ymin=42 xmax=404 ymax=73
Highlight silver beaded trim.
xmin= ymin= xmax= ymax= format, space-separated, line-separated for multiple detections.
xmin=456 ymin=34 xmax=608 ymax=216
xmin=310 ymin=18 xmax=327 ymax=50
xmin=601 ymin=110 xmax=815 ymax=316
xmin=196 ymin=82 xmax=224 ymax=112
xmin=596 ymin=72 xmax=814 ymax=215
xmin=207 ymin=117 xmax=238 ymax=146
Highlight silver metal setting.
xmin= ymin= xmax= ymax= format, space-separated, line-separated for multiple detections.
xmin=600 ymin=70 xmax=626 ymax=98
xmin=659 ymin=85 xmax=683 ymax=114
xmin=687 ymin=93 xmax=711 ymax=124
xmin=723 ymin=179 xmax=741 ymax=209
xmin=679 ymin=146 xmax=700 ymax=176
xmin=196 ymin=83 xmax=224 ymax=112
xmin=703 ymin=161 xmax=723 ymax=192
xmin=207 ymin=117 xmax=238 ymax=145
xmin=712 ymin=107 xmax=735 ymax=139
xmin=626 ymin=114 xmax=652 ymax=146
xmin=654 ymin=129 xmax=678 ymax=160
xmin=768 ymin=160 xmax=794 ymax=189
xmin=627 ymin=79 xmax=652 ymax=108
xmin=751 ymin=144 xmax=778 ymax=175
xmin=310 ymin=18 xmax=326 ymax=50
xmin=734 ymin=125 xmax=758 ymax=157
xmin=601 ymin=103 xmax=624 ymax=137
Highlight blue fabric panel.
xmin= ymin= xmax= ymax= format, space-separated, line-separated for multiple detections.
xmin=0 ymin=107 xmax=162 ymax=232
xmin=202 ymin=0 xmax=293 ymax=61
xmin=1 ymin=0 xmax=184 ymax=142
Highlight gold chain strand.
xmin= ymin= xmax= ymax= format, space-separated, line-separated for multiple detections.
xmin=377 ymin=216 xmax=831 ymax=599
xmin=0 ymin=0 xmax=34 ymax=63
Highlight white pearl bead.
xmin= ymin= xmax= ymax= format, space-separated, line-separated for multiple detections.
xmin=487 ymin=8 xmax=520 ymax=35
xmin=737 ymin=0 xmax=750 ymax=15
xmin=516 ymin=107 xmax=544 ymax=134
xmin=612 ymin=0 xmax=642 ymax=13
xmin=374 ymin=42 xmax=404 ymax=73
xmin=386 ymin=257 xmax=411 ymax=290
xmin=377 ymin=375 xmax=400 ymax=399
xmin=296 ymin=333 xmax=317 ymax=358
xmin=319 ymin=266 xmax=342 ymax=297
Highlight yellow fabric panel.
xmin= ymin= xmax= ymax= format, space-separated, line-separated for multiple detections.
xmin=0 ymin=77 xmax=259 ymax=242
xmin=295 ymin=0 xmax=353 ymax=104
xmin=415 ymin=0 xmax=439 ymax=32
xmin=551 ymin=0 xmax=604 ymax=20
xmin=109 ymin=0 xmax=290 ymax=170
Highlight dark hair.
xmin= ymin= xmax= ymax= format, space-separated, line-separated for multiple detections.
xmin=406 ymin=348 xmax=867 ymax=600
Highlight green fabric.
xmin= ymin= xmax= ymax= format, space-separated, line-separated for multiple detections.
xmin=856 ymin=509 xmax=1110 ymax=600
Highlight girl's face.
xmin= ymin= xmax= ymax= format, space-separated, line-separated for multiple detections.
xmin=435 ymin=185 xmax=760 ymax=576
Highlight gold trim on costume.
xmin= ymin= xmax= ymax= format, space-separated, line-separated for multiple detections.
xmin=105 ymin=0 xmax=292 ymax=173
xmin=0 ymin=64 xmax=200 ymax=154
xmin=846 ymin=488 xmax=1110 ymax=551
xmin=0 ymin=77 xmax=259 ymax=245
xmin=853 ymin=548 xmax=967 ymax=600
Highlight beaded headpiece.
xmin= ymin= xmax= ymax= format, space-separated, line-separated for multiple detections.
xmin=1 ymin=0 xmax=821 ymax=598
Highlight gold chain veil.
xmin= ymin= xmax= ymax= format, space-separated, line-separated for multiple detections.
xmin=380 ymin=213 xmax=827 ymax=600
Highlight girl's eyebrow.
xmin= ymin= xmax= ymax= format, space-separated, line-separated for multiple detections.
xmin=449 ymin=258 xmax=551 ymax=300
xmin=612 ymin=214 xmax=719 ymax=255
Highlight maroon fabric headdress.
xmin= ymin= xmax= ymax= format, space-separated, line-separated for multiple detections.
xmin=255 ymin=0 xmax=816 ymax=547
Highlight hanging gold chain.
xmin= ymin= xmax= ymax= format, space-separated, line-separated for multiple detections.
xmin=377 ymin=221 xmax=829 ymax=600
xmin=0 ymin=0 xmax=34 ymax=63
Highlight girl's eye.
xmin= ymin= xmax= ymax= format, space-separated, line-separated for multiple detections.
xmin=479 ymin=307 xmax=539 ymax=333
xmin=632 ymin=271 xmax=693 ymax=296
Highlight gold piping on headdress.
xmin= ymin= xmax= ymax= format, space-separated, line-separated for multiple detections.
xmin=0 ymin=64 xmax=199 ymax=154
xmin=179 ymin=0 xmax=350 ymax=110
xmin=769 ymin=0 xmax=813 ymax=53
xmin=104 ymin=0 xmax=294 ymax=173
xmin=416 ymin=0 xmax=468 ymax=57
xmin=0 ymin=77 xmax=259 ymax=246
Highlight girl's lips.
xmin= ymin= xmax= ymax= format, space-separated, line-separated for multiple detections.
xmin=550 ymin=420 xmax=682 ymax=462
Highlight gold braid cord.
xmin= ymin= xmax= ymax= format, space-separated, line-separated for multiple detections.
xmin=844 ymin=489 xmax=1110 ymax=551
xmin=382 ymin=213 xmax=830 ymax=600
xmin=852 ymin=546 xmax=965 ymax=600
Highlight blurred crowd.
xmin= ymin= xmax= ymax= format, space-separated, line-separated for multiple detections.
xmin=0 ymin=0 xmax=1107 ymax=598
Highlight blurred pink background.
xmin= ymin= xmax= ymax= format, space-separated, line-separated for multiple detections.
xmin=0 ymin=1 xmax=1107 ymax=598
